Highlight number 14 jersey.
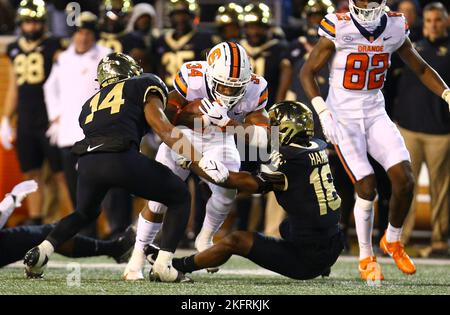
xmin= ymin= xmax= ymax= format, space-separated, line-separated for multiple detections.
xmin=318 ymin=12 xmax=409 ymax=119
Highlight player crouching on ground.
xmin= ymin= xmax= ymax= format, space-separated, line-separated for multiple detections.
xmin=146 ymin=101 xmax=345 ymax=281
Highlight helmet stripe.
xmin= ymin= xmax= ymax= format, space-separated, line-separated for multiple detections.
xmin=227 ymin=41 xmax=240 ymax=78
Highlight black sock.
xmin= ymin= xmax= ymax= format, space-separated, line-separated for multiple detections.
xmin=173 ymin=254 xmax=197 ymax=273
xmin=68 ymin=235 xmax=117 ymax=258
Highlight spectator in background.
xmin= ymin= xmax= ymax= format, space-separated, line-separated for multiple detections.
xmin=0 ymin=0 xmax=15 ymax=35
xmin=397 ymin=0 xmax=423 ymax=42
xmin=125 ymin=2 xmax=158 ymax=71
xmin=393 ymin=2 xmax=450 ymax=257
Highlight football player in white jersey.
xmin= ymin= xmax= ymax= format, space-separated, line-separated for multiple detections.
xmin=123 ymin=42 xmax=270 ymax=280
xmin=300 ymin=0 xmax=450 ymax=281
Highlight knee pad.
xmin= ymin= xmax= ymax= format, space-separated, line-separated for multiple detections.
xmin=148 ymin=200 xmax=168 ymax=215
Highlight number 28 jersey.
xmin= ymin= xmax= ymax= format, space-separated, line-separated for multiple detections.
xmin=318 ymin=12 xmax=409 ymax=118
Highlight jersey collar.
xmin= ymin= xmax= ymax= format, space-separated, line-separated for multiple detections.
xmin=351 ymin=14 xmax=387 ymax=43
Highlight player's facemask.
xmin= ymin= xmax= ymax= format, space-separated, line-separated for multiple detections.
xmin=349 ymin=0 xmax=386 ymax=22
xmin=268 ymin=101 xmax=314 ymax=146
xmin=97 ymin=52 xmax=143 ymax=87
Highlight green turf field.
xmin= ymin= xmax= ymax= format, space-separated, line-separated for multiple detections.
xmin=1 ymin=253 xmax=450 ymax=295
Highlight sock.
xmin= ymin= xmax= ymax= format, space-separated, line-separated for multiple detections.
xmin=0 ymin=195 xmax=15 ymax=229
xmin=135 ymin=213 xmax=162 ymax=250
xmin=354 ymin=196 xmax=375 ymax=260
xmin=386 ymin=223 xmax=403 ymax=243
xmin=173 ymin=255 xmax=198 ymax=273
xmin=69 ymin=236 xmax=116 ymax=258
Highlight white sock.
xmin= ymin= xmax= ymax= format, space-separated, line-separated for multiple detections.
xmin=354 ymin=196 xmax=375 ymax=260
xmin=38 ymin=240 xmax=55 ymax=257
xmin=0 ymin=195 xmax=15 ymax=229
xmin=386 ymin=223 xmax=403 ymax=243
xmin=135 ymin=213 xmax=162 ymax=250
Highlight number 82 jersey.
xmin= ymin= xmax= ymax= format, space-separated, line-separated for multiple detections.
xmin=319 ymin=12 xmax=409 ymax=118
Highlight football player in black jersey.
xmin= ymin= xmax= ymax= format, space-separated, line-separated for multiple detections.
xmin=97 ymin=0 xmax=146 ymax=63
xmin=152 ymin=0 xmax=214 ymax=88
xmin=22 ymin=53 xmax=230 ymax=282
xmin=213 ymin=3 xmax=244 ymax=44
xmin=240 ymin=3 xmax=292 ymax=106
xmin=0 ymin=0 xmax=69 ymax=225
xmin=148 ymin=101 xmax=345 ymax=280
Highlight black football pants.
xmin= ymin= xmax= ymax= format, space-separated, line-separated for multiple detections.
xmin=46 ymin=149 xmax=191 ymax=252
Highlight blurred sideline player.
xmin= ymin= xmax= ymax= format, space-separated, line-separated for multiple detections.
xmin=146 ymin=102 xmax=344 ymax=281
xmin=152 ymin=0 xmax=214 ymax=88
xmin=240 ymin=3 xmax=292 ymax=105
xmin=23 ymin=52 xmax=229 ymax=282
xmin=0 ymin=181 xmax=135 ymax=268
xmin=300 ymin=0 xmax=450 ymax=280
xmin=0 ymin=0 xmax=70 ymax=225
xmin=123 ymin=41 xmax=270 ymax=280
xmin=213 ymin=3 xmax=244 ymax=44
xmin=98 ymin=0 xmax=146 ymax=64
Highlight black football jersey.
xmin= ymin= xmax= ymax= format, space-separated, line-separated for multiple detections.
xmin=98 ymin=32 xmax=146 ymax=54
xmin=152 ymin=30 xmax=214 ymax=88
xmin=77 ymin=74 xmax=168 ymax=152
xmin=240 ymin=38 xmax=290 ymax=107
xmin=7 ymin=36 xmax=63 ymax=130
xmin=273 ymin=139 xmax=341 ymax=237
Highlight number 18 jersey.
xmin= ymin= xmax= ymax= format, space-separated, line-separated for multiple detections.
xmin=318 ymin=12 xmax=409 ymax=118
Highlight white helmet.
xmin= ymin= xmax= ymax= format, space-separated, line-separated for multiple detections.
xmin=349 ymin=0 xmax=386 ymax=22
xmin=205 ymin=42 xmax=252 ymax=109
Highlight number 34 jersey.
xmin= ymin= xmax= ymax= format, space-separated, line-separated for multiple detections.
xmin=318 ymin=12 xmax=409 ymax=119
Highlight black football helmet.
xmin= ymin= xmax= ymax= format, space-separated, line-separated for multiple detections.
xmin=268 ymin=101 xmax=314 ymax=146
xmin=97 ymin=52 xmax=143 ymax=87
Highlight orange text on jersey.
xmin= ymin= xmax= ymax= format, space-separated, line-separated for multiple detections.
xmin=358 ymin=45 xmax=384 ymax=53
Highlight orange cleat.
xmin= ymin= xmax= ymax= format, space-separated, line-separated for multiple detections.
xmin=359 ymin=256 xmax=384 ymax=281
xmin=380 ymin=233 xmax=416 ymax=275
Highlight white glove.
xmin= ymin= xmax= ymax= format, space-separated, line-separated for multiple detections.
xmin=46 ymin=120 xmax=59 ymax=146
xmin=8 ymin=180 xmax=38 ymax=207
xmin=174 ymin=154 xmax=192 ymax=169
xmin=318 ymin=110 xmax=342 ymax=145
xmin=198 ymin=157 xmax=229 ymax=183
xmin=199 ymin=98 xmax=230 ymax=128
xmin=442 ymin=89 xmax=450 ymax=111
xmin=0 ymin=116 xmax=14 ymax=150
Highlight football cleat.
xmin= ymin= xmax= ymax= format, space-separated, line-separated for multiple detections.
xmin=23 ymin=247 xmax=48 ymax=279
xmin=380 ymin=233 xmax=416 ymax=275
xmin=358 ymin=256 xmax=384 ymax=281
xmin=112 ymin=225 xmax=137 ymax=264
xmin=143 ymin=244 xmax=159 ymax=265
xmin=122 ymin=247 xmax=145 ymax=281
xmin=149 ymin=263 xmax=193 ymax=283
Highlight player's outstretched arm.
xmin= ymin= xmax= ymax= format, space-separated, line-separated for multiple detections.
xmin=300 ymin=37 xmax=342 ymax=144
xmin=397 ymin=37 xmax=450 ymax=109
xmin=144 ymin=94 xmax=229 ymax=183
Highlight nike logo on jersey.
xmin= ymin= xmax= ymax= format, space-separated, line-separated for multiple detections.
xmin=87 ymin=144 xmax=104 ymax=152
xmin=383 ymin=36 xmax=392 ymax=41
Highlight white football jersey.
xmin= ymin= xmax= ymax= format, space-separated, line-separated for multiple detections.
xmin=318 ymin=12 xmax=410 ymax=118
xmin=173 ymin=61 xmax=269 ymax=123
